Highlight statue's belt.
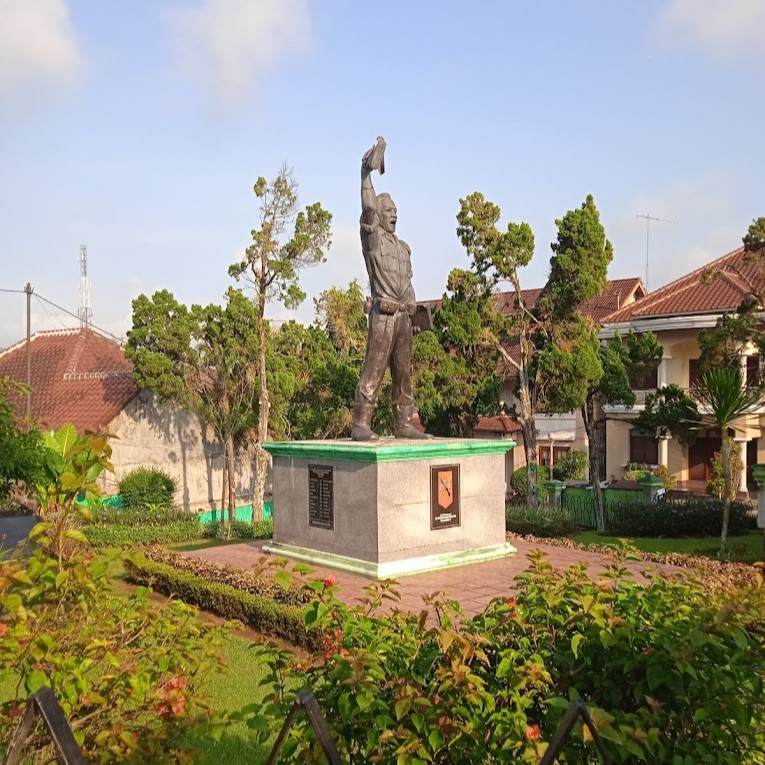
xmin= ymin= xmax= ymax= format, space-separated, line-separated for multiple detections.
xmin=364 ymin=297 xmax=416 ymax=316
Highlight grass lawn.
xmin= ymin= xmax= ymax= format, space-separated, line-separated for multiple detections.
xmin=0 ymin=631 xmax=279 ymax=762
xmin=572 ymin=530 xmax=764 ymax=564
xmin=189 ymin=632 xmax=276 ymax=761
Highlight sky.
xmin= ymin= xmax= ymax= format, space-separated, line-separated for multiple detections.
xmin=1 ymin=0 xmax=764 ymax=348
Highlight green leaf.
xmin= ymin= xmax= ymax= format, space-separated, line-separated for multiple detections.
xmin=63 ymin=529 xmax=89 ymax=544
xmin=571 ymin=633 xmax=583 ymax=658
xmin=28 ymin=522 xmax=54 ymax=542
xmin=12 ymin=571 xmax=34 ymax=585
xmin=274 ymin=570 xmax=292 ymax=591
xmin=26 ymin=670 xmax=48 ymax=694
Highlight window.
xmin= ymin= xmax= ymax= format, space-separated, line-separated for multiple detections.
xmin=629 ymin=365 xmax=658 ymax=390
xmin=689 ymin=358 xmax=701 ymax=387
xmin=747 ymin=355 xmax=761 ymax=388
xmin=630 ymin=429 xmax=658 ymax=465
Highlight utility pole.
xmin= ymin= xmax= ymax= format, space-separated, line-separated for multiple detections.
xmin=636 ymin=214 xmax=677 ymax=291
xmin=24 ymin=282 xmax=33 ymax=420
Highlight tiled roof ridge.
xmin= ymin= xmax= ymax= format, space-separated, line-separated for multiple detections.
xmin=637 ymin=246 xmax=744 ymax=303
xmin=65 ymin=331 xmax=88 ymax=375
xmin=0 ymin=326 xmax=122 ymax=361
xmin=601 ymin=246 xmax=747 ymax=323
xmin=62 ymin=371 xmax=133 ymax=381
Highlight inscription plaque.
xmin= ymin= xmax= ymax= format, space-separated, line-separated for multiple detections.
xmin=308 ymin=464 xmax=334 ymax=530
xmin=430 ymin=464 xmax=460 ymax=530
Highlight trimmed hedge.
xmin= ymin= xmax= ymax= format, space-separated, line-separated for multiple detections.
xmin=118 ymin=466 xmax=177 ymax=508
xmin=605 ymin=498 xmax=755 ymax=537
xmin=83 ymin=520 xmax=201 ymax=547
xmin=124 ymin=556 xmax=317 ymax=649
xmin=139 ymin=545 xmax=310 ymax=606
xmin=201 ymin=519 xmax=273 ymax=540
xmin=509 ymin=465 xmax=550 ymax=502
xmin=505 ymin=504 xmax=578 ymax=537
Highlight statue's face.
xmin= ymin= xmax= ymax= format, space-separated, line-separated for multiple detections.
xmin=379 ymin=199 xmax=397 ymax=234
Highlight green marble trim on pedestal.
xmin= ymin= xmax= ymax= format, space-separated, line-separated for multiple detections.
xmin=262 ymin=540 xmax=517 ymax=579
xmin=263 ymin=438 xmax=516 ymax=463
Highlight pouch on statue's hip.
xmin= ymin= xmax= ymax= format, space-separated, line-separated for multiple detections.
xmin=363 ymin=297 xmax=373 ymax=314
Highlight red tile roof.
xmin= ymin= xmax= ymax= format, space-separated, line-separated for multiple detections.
xmin=603 ymin=247 xmax=762 ymax=324
xmin=422 ymin=277 xmax=645 ymax=323
xmin=0 ymin=328 xmax=137 ymax=432
xmin=474 ymin=414 xmax=521 ymax=434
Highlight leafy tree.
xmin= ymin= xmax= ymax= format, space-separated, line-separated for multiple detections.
xmin=691 ymin=367 xmax=765 ymax=557
xmin=413 ymin=269 xmax=502 ymax=437
xmin=229 ymin=166 xmax=332 ymax=521
xmin=580 ymin=330 xmax=662 ymax=530
xmin=455 ymin=193 xmax=612 ymax=505
xmin=126 ymin=288 xmax=260 ymax=533
xmin=0 ymin=378 xmax=46 ymax=503
xmin=634 ymin=384 xmax=702 ymax=445
xmin=699 ymin=216 xmax=765 ymax=369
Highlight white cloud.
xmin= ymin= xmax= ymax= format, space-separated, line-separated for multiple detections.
xmin=164 ymin=0 xmax=311 ymax=105
xmin=654 ymin=0 xmax=765 ymax=61
xmin=0 ymin=0 xmax=82 ymax=98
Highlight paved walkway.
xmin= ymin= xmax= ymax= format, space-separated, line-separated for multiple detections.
xmin=182 ymin=537 xmax=683 ymax=618
xmin=0 ymin=515 xmax=36 ymax=552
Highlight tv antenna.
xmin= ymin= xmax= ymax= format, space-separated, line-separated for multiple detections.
xmin=78 ymin=244 xmax=93 ymax=328
xmin=636 ymin=214 xmax=677 ymax=291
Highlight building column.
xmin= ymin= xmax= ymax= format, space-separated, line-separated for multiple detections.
xmin=740 ymin=354 xmax=748 ymax=387
xmin=657 ymin=356 xmax=668 ymax=388
xmin=736 ymin=437 xmax=749 ymax=497
xmin=659 ymin=435 xmax=669 ymax=469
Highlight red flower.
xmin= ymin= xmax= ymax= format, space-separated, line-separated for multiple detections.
xmin=526 ymin=724 xmax=542 ymax=741
xmin=505 ymin=597 xmax=517 ymax=608
xmin=323 ymin=575 xmax=336 ymax=588
xmin=0 ymin=623 xmax=8 ymax=637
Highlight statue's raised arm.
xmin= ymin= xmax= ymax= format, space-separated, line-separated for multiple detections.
xmin=351 ymin=137 xmax=432 ymax=442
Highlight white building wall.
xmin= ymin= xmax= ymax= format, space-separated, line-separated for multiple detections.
xmin=104 ymin=391 xmax=255 ymax=511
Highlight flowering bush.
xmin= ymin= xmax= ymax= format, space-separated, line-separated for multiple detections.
xmin=0 ymin=426 xmax=226 ymax=763
xmin=248 ymin=551 xmax=765 ymax=764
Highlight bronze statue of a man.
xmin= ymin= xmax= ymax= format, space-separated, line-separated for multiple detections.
xmin=351 ymin=137 xmax=431 ymax=441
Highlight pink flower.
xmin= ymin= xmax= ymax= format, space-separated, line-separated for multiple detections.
xmin=323 ymin=575 xmax=336 ymax=587
xmin=526 ymin=724 xmax=542 ymax=741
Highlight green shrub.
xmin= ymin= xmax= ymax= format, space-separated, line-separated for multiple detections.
xmin=505 ymin=503 xmax=577 ymax=537
xmin=139 ymin=545 xmax=310 ymax=606
xmin=83 ymin=519 xmax=201 ymax=547
xmin=89 ymin=503 xmax=190 ymax=526
xmin=201 ymin=519 xmax=273 ymax=540
xmin=124 ymin=556 xmax=317 ymax=650
xmin=247 ymin=551 xmax=765 ymax=764
xmin=118 ymin=466 xmax=177 ymax=508
xmin=551 ymin=449 xmax=587 ymax=481
xmin=623 ymin=462 xmax=676 ymax=490
xmin=0 ymin=426 xmax=225 ymax=763
xmin=509 ymin=464 xmax=550 ymax=502
xmin=606 ymin=497 xmax=754 ymax=537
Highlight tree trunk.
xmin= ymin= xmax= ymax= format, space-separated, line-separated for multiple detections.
xmin=517 ymin=366 xmax=538 ymax=508
xmin=253 ymin=297 xmax=269 ymax=524
xmin=720 ymin=434 xmax=732 ymax=558
xmin=226 ymin=435 xmax=236 ymax=532
xmin=220 ymin=455 xmax=227 ymax=539
xmin=582 ymin=398 xmax=605 ymax=532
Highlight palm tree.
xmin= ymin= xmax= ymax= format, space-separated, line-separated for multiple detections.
xmin=691 ymin=366 xmax=765 ymax=557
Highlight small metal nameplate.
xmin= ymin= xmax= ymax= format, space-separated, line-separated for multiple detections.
xmin=430 ymin=464 xmax=461 ymax=530
xmin=308 ymin=464 xmax=334 ymax=530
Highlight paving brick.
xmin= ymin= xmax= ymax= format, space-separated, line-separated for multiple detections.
xmin=181 ymin=537 xmax=683 ymax=619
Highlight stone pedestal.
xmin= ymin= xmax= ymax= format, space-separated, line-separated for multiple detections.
xmin=262 ymin=438 xmax=516 ymax=578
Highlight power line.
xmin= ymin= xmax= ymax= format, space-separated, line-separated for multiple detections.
xmin=33 ymin=292 xmax=125 ymax=344
xmin=0 ymin=287 xmax=26 ymax=294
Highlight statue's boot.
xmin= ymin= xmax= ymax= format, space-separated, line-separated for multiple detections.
xmin=394 ymin=405 xmax=433 ymax=440
xmin=351 ymin=402 xmax=379 ymax=442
